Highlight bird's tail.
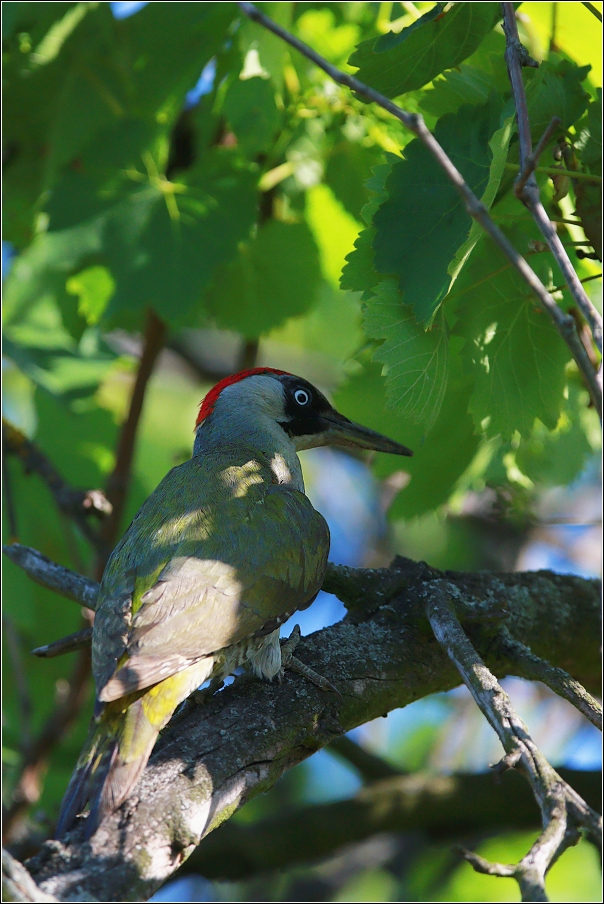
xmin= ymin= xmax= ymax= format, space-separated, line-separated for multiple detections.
xmin=56 ymin=658 xmax=215 ymax=839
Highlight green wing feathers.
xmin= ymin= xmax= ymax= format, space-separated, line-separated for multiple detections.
xmin=56 ymin=657 xmax=215 ymax=838
xmin=57 ymin=446 xmax=330 ymax=836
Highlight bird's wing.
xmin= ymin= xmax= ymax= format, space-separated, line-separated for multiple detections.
xmin=93 ymin=450 xmax=329 ymax=702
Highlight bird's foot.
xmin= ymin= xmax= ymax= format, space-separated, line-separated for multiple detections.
xmin=280 ymin=625 xmax=342 ymax=700
xmin=193 ymin=677 xmax=225 ymax=705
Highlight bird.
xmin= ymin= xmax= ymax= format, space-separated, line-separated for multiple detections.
xmin=56 ymin=367 xmax=412 ymax=838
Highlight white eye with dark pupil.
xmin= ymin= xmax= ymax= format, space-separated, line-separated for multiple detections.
xmin=294 ymin=389 xmax=310 ymax=406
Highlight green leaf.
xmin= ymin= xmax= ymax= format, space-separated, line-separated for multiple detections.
xmin=3 ymin=3 xmax=235 ymax=242
xmin=515 ymin=385 xmax=597 ymax=488
xmin=334 ymin=353 xmax=479 ymax=518
xmin=453 ymin=215 xmax=571 ymax=440
xmin=419 ymin=29 xmax=509 ymax=118
xmin=41 ymin=149 xmax=259 ymax=329
xmin=340 ymin=226 xmax=377 ymax=296
xmin=203 ymin=220 xmax=322 ymax=338
xmin=524 ymin=57 xmax=591 ymax=138
xmin=447 ymin=115 xmax=514 ymax=285
xmin=66 ymin=266 xmax=115 ymax=326
xmin=339 ymin=159 xmax=393 ymax=297
xmin=581 ymin=89 xmax=602 ymax=173
xmin=325 ymin=141 xmax=383 ymax=222
xmin=222 ymin=77 xmax=281 ymax=156
xmin=364 ymin=280 xmax=449 ymax=434
xmin=372 ymin=100 xmax=501 ymax=324
xmin=238 ymin=1 xmax=293 ymax=89
xmin=575 ymin=89 xmax=601 ymax=258
xmin=348 ymin=3 xmax=501 ymax=99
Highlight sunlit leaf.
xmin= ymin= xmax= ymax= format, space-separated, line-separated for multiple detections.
xmin=349 ymin=3 xmax=501 ymax=99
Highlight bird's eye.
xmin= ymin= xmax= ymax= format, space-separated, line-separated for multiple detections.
xmin=294 ymin=388 xmax=310 ymax=406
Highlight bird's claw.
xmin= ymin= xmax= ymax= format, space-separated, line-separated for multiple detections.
xmin=280 ymin=625 xmax=342 ymax=700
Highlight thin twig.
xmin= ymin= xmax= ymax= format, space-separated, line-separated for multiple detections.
xmin=582 ymin=2 xmax=603 ymax=22
xmin=502 ymin=2 xmax=603 ymax=359
xmin=32 ymin=627 xmax=93 ymax=659
xmin=505 ymin=162 xmax=603 ymax=184
xmin=237 ymin=2 xmax=602 ymax=418
xmin=551 ymin=272 xmax=602 ymax=294
xmin=514 ymin=117 xmax=562 ymax=196
xmin=99 ymin=310 xmax=167 ymax=575
xmin=3 ymin=421 xmax=111 ymax=552
xmin=425 ymin=581 xmax=602 ymax=902
xmin=498 ymin=630 xmax=602 ymax=731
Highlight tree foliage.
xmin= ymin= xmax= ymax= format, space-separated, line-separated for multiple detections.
xmin=2 ymin=2 xmax=601 ymax=902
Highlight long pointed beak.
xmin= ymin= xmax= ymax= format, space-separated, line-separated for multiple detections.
xmin=320 ymin=411 xmax=413 ymax=457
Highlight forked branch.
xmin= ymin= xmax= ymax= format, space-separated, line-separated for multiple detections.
xmin=425 ymin=582 xmax=602 ymax=902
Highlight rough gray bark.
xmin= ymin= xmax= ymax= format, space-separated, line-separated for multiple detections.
xmin=17 ymin=555 xmax=600 ymax=903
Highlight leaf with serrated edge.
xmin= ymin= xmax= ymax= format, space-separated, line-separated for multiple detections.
xmin=364 ymin=280 xmax=449 ymax=434
xmin=372 ymin=100 xmax=500 ymax=324
xmin=453 ymin=216 xmax=570 ymax=439
xmin=348 ymin=3 xmax=501 ymax=99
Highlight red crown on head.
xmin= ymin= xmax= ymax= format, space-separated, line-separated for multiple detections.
xmin=196 ymin=368 xmax=287 ymax=427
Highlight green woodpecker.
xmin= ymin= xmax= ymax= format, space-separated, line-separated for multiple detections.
xmin=57 ymin=368 xmax=412 ymax=837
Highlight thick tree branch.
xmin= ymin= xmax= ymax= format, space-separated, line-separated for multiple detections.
xmin=237 ymin=1 xmax=602 ymax=417
xmin=7 ymin=549 xmax=598 ymax=901
xmin=3 ymin=544 xmax=99 ymax=610
xmin=425 ymin=583 xmax=602 ymax=902
xmin=2 ymin=850 xmax=59 ymax=903
xmin=183 ymin=767 xmax=601 ymax=881
xmin=502 ymin=2 xmax=603 ymax=357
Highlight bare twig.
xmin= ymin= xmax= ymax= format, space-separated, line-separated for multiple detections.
xmin=582 ymin=2 xmax=603 ymax=22
xmin=425 ymin=582 xmax=602 ymax=902
xmin=3 ymin=421 xmax=111 ymax=551
xmin=32 ymin=627 xmax=93 ymax=660
xmin=505 ymin=162 xmax=602 ymax=184
xmin=502 ymin=2 xmax=603 ymax=359
xmin=498 ymin=630 xmax=602 ymax=731
xmin=3 ymin=544 xmax=99 ymax=610
xmin=237 ymin=2 xmax=602 ymax=417
xmin=99 ymin=310 xmax=167 ymax=573
xmin=514 ymin=117 xmax=562 ymax=195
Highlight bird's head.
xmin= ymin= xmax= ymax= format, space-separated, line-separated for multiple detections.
xmin=195 ymin=368 xmax=412 ymax=458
